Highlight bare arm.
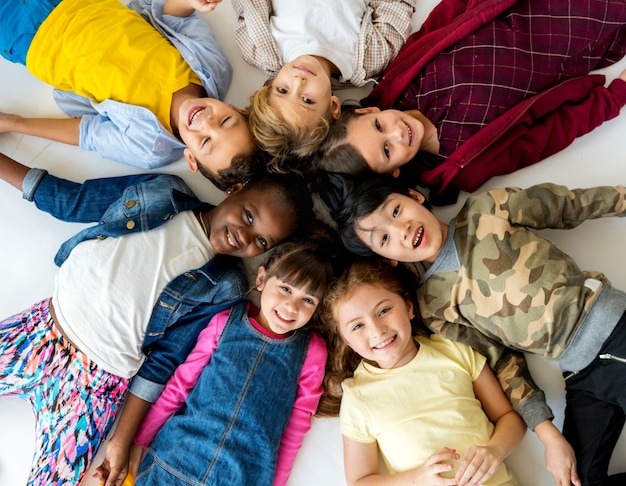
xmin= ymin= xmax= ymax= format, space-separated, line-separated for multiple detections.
xmin=163 ymin=0 xmax=221 ymax=16
xmin=455 ymin=365 xmax=526 ymax=486
xmin=343 ymin=436 xmax=458 ymax=486
xmin=0 ymin=112 xmax=80 ymax=146
xmin=0 ymin=152 xmax=31 ymax=190
xmin=535 ymin=420 xmax=581 ymax=486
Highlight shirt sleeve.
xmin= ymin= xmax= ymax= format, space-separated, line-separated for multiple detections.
xmin=133 ymin=311 xmax=227 ymax=448
xmin=272 ymin=333 xmax=327 ymax=486
xmin=430 ymin=320 xmax=553 ymax=430
xmin=231 ymin=0 xmax=282 ymax=78
xmin=351 ymin=0 xmax=417 ymax=86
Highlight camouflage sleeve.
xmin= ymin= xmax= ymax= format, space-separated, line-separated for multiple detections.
xmin=490 ymin=184 xmax=626 ymax=230
xmin=434 ymin=320 xmax=554 ymax=430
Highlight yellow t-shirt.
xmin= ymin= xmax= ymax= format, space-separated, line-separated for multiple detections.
xmin=340 ymin=335 xmax=519 ymax=485
xmin=26 ymin=0 xmax=200 ymax=132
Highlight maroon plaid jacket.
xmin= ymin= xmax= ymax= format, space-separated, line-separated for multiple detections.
xmin=365 ymin=0 xmax=626 ymax=203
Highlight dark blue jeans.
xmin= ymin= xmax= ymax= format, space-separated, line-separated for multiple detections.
xmin=563 ymin=312 xmax=626 ymax=486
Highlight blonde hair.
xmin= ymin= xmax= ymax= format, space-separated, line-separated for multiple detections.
xmin=248 ymin=84 xmax=332 ymax=171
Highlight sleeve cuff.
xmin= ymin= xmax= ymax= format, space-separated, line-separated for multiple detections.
xmin=516 ymin=390 xmax=555 ymax=431
xmin=129 ymin=375 xmax=166 ymax=403
xmin=22 ymin=168 xmax=48 ymax=202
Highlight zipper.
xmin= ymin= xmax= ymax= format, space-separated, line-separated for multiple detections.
xmin=599 ymin=353 xmax=626 ymax=364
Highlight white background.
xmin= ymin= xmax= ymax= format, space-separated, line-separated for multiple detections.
xmin=1 ymin=1 xmax=626 ymax=484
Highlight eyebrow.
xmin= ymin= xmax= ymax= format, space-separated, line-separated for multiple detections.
xmin=364 ymin=201 xmax=391 ymax=247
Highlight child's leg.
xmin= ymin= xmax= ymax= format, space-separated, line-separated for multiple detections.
xmin=0 ymin=0 xmax=63 ymax=64
xmin=563 ymin=316 xmax=626 ymax=485
xmin=0 ymin=299 xmax=129 ymax=486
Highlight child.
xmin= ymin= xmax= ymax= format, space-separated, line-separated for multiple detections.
xmin=0 ymin=150 xmax=314 ymax=486
xmin=232 ymin=0 xmax=416 ymax=163
xmin=0 ymin=0 xmax=259 ymax=190
xmin=326 ymin=173 xmax=626 ymax=485
xmin=314 ymin=0 xmax=626 ymax=204
xmin=321 ymin=258 xmax=525 ymax=485
xmin=106 ymin=240 xmax=335 ymax=486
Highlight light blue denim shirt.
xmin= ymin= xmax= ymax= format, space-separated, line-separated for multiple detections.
xmin=52 ymin=0 xmax=232 ymax=168
xmin=22 ymin=168 xmax=248 ymax=401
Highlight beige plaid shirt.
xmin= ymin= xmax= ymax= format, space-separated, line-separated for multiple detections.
xmin=231 ymin=0 xmax=416 ymax=88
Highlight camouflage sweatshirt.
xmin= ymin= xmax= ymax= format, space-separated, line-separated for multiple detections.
xmin=414 ymin=183 xmax=626 ymax=429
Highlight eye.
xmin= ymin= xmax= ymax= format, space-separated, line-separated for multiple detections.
xmin=276 ymin=86 xmax=288 ymax=94
xmin=245 ymin=209 xmax=253 ymax=224
xmin=381 ymin=233 xmax=388 ymax=247
xmin=201 ymin=137 xmax=209 ymax=148
xmin=351 ymin=322 xmax=363 ymax=332
xmin=302 ymin=96 xmax=313 ymax=105
xmin=378 ymin=306 xmax=391 ymax=317
xmin=280 ymin=285 xmax=292 ymax=293
xmin=257 ymin=236 xmax=268 ymax=249
xmin=375 ymin=119 xmax=382 ymax=132
xmin=220 ymin=116 xmax=231 ymax=126
xmin=392 ymin=205 xmax=399 ymax=218
xmin=384 ymin=144 xmax=390 ymax=158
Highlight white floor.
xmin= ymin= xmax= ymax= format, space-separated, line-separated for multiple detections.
xmin=2 ymin=1 xmax=626 ymax=484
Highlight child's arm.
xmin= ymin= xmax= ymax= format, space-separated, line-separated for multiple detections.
xmin=343 ymin=437 xmax=459 ymax=486
xmin=273 ymin=334 xmax=327 ymax=486
xmin=0 ymin=112 xmax=80 ymax=146
xmin=454 ymin=364 xmax=526 ymax=486
xmin=0 ymin=152 xmax=30 ymax=191
xmin=355 ymin=0 xmax=417 ymax=85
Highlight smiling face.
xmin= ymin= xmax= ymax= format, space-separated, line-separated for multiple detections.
xmin=256 ymin=269 xmax=320 ymax=335
xmin=178 ymin=98 xmax=255 ymax=177
xmin=336 ymin=284 xmax=417 ymax=369
xmin=346 ymin=108 xmax=425 ymax=176
xmin=356 ymin=190 xmax=448 ymax=263
xmin=269 ymin=55 xmax=340 ymax=131
xmin=206 ymin=187 xmax=295 ymax=258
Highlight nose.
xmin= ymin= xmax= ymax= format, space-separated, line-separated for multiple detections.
xmin=370 ymin=321 xmax=386 ymax=338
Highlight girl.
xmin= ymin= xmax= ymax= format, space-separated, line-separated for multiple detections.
xmin=117 ymin=240 xmax=335 ymax=486
xmin=321 ymin=258 xmax=525 ymax=485
xmin=314 ymin=0 xmax=626 ymax=204
xmin=326 ymin=172 xmax=626 ymax=485
xmin=0 ymin=0 xmax=259 ymax=188
xmin=233 ymin=0 xmax=416 ymax=162
xmin=0 ymin=150 xmax=315 ymax=486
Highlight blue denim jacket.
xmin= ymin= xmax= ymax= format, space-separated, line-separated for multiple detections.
xmin=52 ymin=0 xmax=232 ymax=168
xmin=22 ymin=168 xmax=248 ymax=401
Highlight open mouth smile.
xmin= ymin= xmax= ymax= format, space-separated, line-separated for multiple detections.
xmin=372 ymin=335 xmax=396 ymax=350
xmin=412 ymin=227 xmax=424 ymax=248
xmin=188 ymin=107 xmax=205 ymax=126
xmin=404 ymin=121 xmax=414 ymax=145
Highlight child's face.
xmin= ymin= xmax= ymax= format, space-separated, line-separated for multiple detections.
xmin=256 ymin=269 xmax=320 ymax=335
xmin=356 ymin=190 xmax=447 ymax=264
xmin=346 ymin=108 xmax=424 ymax=176
xmin=270 ymin=55 xmax=340 ymax=131
xmin=336 ymin=284 xmax=418 ymax=369
xmin=206 ymin=187 xmax=295 ymax=258
xmin=178 ymin=98 xmax=255 ymax=178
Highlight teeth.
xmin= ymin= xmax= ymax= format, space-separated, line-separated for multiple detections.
xmin=413 ymin=227 xmax=424 ymax=248
xmin=373 ymin=336 xmax=394 ymax=349
xmin=406 ymin=122 xmax=413 ymax=144
xmin=275 ymin=309 xmax=293 ymax=321
xmin=227 ymin=230 xmax=236 ymax=247
xmin=189 ymin=108 xmax=203 ymax=125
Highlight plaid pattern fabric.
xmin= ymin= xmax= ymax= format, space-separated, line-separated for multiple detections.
xmin=396 ymin=0 xmax=626 ymax=158
xmin=231 ymin=0 xmax=416 ymax=87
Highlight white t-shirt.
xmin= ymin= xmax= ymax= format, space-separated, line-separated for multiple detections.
xmin=53 ymin=211 xmax=216 ymax=378
xmin=270 ymin=0 xmax=368 ymax=82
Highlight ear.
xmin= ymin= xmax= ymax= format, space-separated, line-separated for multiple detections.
xmin=255 ymin=265 xmax=267 ymax=291
xmin=407 ymin=189 xmax=426 ymax=205
xmin=184 ymin=148 xmax=199 ymax=173
xmin=228 ymin=104 xmax=249 ymax=117
xmin=354 ymin=106 xmax=380 ymax=115
xmin=391 ymin=168 xmax=401 ymax=178
xmin=406 ymin=300 xmax=415 ymax=320
xmin=225 ymin=182 xmax=245 ymax=196
xmin=330 ymin=96 xmax=342 ymax=120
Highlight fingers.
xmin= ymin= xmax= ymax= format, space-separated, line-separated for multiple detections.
xmin=456 ymin=447 xmax=498 ymax=486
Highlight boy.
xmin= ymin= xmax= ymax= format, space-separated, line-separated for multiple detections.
xmin=0 ymin=150 xmax=314 ymax=485
xmin=0 ymin=0 xmax=259 ymax=190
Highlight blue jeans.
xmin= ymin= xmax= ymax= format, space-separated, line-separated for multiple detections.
xmin=563 ymin=311 xmax=626 ymax=486
xmin=0 ymin=0 xmax=62 ymax=64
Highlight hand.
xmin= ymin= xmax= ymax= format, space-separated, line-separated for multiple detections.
xmin=410 ymin=447 xmax=459 ymax=485
xmin=93 ymin=438 xmax=131 ymax=486
xmin=189 ymin=0 xmax=222 ymax=12
xmin=455 ymin=444 xmax=502 ymax=486
xmin=535 ymin=421 xmax=580 ymax=486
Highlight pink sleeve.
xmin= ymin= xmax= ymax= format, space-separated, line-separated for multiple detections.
xmin=133 ymin=310 xmax=228 ymax=447
xmin=272 ymin=333 xmax=327 ymax=486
